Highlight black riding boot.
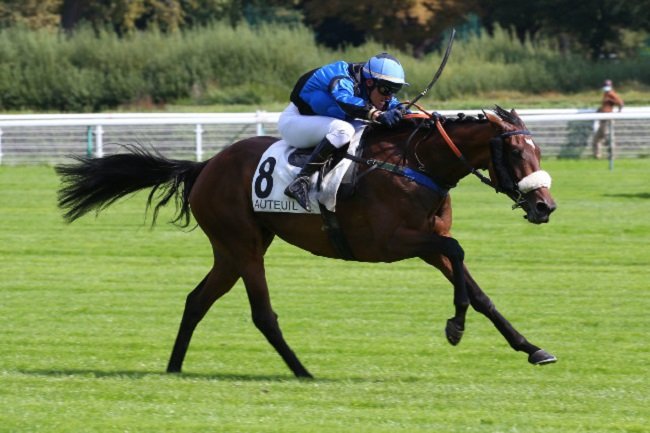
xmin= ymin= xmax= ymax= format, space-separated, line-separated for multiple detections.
xmin=284 ymin=137 xmax=338 ymax=212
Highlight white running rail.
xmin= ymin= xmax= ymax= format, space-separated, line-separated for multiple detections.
xmin=1 ymin=108 xmax=649 ymax=165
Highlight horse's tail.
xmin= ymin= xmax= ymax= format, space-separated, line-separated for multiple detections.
xmin=56 ymin=144 xmax=208 ymax=226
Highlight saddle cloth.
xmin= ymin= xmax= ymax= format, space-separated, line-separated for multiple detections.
xmin=251 ymin=125 xmax=365 ymax=214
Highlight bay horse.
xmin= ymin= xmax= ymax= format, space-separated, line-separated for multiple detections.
xmin=56 ymin=106 xmax=557 ymax=378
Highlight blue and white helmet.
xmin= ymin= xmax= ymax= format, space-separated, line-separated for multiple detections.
xmin=362 ymin=53 xmax=409 ymax=91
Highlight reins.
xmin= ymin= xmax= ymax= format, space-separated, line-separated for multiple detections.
xmin=403 ymin=104 xmax=493 ymax=189
xmin=344 ymin=104 xmax=533 ymax=206
xmin=403 ymin=103 xmax=532 ymax=208
xmin=343 ymin=150 xmax=450 ymax=196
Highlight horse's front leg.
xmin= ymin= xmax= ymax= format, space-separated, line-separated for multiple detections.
xmin=422 ymin=254 xmax=556 ymax=365
xmin=387 ymin=227 xmax=469 ymax=344
xmin=463 ymin=268 xmax=557 ymax=364
xmin=419 ymin=254 xmax=468 ymax=346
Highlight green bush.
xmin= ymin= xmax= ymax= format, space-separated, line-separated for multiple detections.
xmin=0 ymin=23 xmax=648 ymax=112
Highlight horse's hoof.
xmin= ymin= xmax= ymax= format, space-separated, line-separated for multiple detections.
xmin=166 ymin=365 xmax=181 ymax=373
xmin=293 ymin=366 xmax=314 ymax=379
xmin=445 ymin=318 xmax=464 ymax=346
xmin=295 ymin=371 xmax=314 ymax=380
xmin=528 ymin=349 xmax=557 ymax=365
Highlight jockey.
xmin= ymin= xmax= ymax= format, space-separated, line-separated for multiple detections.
xmin=279 ymin=53 xmax=409 ymax=212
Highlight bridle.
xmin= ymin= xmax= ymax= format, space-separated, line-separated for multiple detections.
xmin=403 ymin=105 xmax=540 ymax=210
xmin=345 ymin=105 xmax=551 ymax=210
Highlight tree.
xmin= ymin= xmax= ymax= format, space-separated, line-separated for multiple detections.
xmin=476 ymin=0 xmax=650 ymax=59
xmin=474 ymin=0 xmax=545 ymax=42
xmin=60 ymin=0 xmax=300 ymax=32
xmin=180 ymin=0 xmax=233 ymax=26
xmin=60 ymin=0 xmax=184 ymax=33
xmin=544 ymin=0 xmax=649 ymax=59
xmin=0 ymin=0 xmax=61 ymax=29
xmin=299 ymin=0 xmax=476 ymax=55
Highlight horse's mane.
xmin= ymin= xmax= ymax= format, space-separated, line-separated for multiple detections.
xmin=440 ymin=105 xmax=523 ymax=127
xmin=444 ymin=112 xmax=486 ymax=125
xmin=367 ymin=104 xmax=522 ymax=134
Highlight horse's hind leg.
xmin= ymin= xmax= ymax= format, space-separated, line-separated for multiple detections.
xmin=240 ymin=259 xmax=313 ymax=378
xmin=167 ymin=253 xmax=240 ymax=373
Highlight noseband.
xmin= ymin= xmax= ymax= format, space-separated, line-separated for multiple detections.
xmin=488 ymin=130 xmax=532 ymax=209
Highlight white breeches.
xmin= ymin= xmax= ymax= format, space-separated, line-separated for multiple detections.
xmin=278 ymin=103 xmax=355 ymax=149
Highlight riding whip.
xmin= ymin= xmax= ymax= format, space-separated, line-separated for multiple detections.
xmin=405 ymin=28 xmax=456 ymax=111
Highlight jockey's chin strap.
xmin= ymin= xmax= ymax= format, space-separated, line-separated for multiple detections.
xmin=403 ymin=103 xmax=531 ymax=208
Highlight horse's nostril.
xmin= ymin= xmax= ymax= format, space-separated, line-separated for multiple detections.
xmin=536 ymin=201 xmax=556 ymax=214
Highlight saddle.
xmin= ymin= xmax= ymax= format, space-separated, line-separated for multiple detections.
xmin=287 ymin=142 xmax=361 ymax=200
xmin=251 ymin=126 xmax=366 ymax=214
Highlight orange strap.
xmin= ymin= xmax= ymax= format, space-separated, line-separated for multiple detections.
xmin=403 ymin=102 xmax=464 ymax=159
xmin=403 ymin=113 xmax=431 ymax=120
xmin=434 ymin=119 xmax=463 ymax=159
xmin=402 ymin=102 xmax=497 ymax=191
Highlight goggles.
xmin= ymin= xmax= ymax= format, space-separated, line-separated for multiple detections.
xmin=376 ymin=81 xmax=402 ymax=96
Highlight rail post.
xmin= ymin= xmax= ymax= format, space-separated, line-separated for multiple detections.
xmin=86 ymin=126 xmax=94 ymax=156
xmin=608 ymin=120 xmax=615 ymax=171
xmin=94 ymin=125 xmax=104 ymax=158
xmin=256 ymin=110 xmax=265 ymax=136
xmin=195 ymin=123 xmax=204 ymax=161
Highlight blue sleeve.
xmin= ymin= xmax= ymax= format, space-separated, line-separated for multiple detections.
xmin=387 ymin=97 xmax=402 ymax=110
xmin=330 ymin=77 xmax=373 ymax=120
xmin=387 ymin=97 xmax=411 ymax=114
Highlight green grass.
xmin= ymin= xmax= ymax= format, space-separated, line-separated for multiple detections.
xmin=1 ymin=159 xmax=649 ymax=432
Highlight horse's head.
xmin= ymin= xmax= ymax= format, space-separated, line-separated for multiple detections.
xmin=483 ymin=106 xmax=556 ymax=224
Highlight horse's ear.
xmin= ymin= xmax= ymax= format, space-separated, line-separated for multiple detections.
xmin=508 ymin=108 xmax=526 ymax=127
xmin=483 ymin=110 xmax=505 ymax=129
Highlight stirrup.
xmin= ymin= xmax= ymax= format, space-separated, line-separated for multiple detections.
xmin=284 ymin=176 xmax=312 ymax=212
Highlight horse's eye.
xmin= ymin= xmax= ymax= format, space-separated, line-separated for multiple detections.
xmin=511 ymin=149 xmax=523 ymax=158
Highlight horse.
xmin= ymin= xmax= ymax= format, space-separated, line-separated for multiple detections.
xmin=56 ymin=105 xmax=557 ymax=378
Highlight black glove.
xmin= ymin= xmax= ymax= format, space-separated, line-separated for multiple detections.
xmin=376 ymin=108 xmax=403 ymax=127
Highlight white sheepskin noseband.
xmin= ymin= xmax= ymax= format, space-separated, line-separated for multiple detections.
xmin=517 ymin=170 xmax=552 ymax=193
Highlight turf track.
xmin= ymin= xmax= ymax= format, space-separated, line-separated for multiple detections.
xmin=0 ymin=159 xmax=648 ymax=432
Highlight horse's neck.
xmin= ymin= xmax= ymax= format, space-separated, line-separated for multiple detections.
xmin=363 ymin=122 xmax=492 ymax=186
xmin=448 ymin=122 xmax=493 ymax=168
xmin=414 ymin=121 xmax=493 ymax=186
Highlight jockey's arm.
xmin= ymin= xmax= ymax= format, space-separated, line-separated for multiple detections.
xmin=329 ymin=77 xmax=376 ymax=120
